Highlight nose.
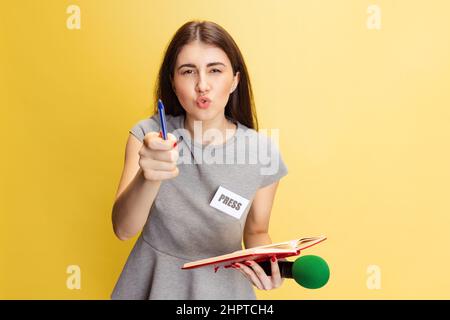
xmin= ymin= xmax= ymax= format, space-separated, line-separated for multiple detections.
xmin=195 ymin=72 xmax=210 ymax=95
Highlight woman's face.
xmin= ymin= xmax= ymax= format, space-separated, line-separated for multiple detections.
xmin=172 ymin=41 xmax=240 ymax=122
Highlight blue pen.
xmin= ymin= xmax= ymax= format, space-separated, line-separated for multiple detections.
xmin=157 ymin=99 xmax=168 ymax=140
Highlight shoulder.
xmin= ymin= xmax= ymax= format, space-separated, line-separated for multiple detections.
xmin=236 ymin=122 xmax=281 ymax=152
xmin=236 ymin=122 xmax=288 ymax=187
xmin=128 ymin=115 xmax=158 ymax=142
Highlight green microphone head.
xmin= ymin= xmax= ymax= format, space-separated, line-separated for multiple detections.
xmin=292 ymin=255 xmax=330 ymax=289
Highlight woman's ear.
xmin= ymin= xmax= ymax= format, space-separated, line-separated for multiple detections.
xmin=230 ymin=71 xmax=240 ymax=94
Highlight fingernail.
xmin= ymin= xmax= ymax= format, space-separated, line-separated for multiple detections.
xmin=244 ymin=261 xmax=252 ymax=266
xmin=233 ymin=263 xmax=240 ymax=269
xmin=173 ymin=142 xmax=177 ymax=148
xmin=159 ymin=131 xmax=162 ymax=138
xmin=271 ymin=256 xmax=277 ymax=263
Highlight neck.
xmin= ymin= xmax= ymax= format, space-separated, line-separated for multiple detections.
xmin=184 ymin=113 xmax=237 ymax=145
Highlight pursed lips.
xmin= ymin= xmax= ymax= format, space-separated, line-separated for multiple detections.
xmin=196 ymin=96 xmax=211 ymax=104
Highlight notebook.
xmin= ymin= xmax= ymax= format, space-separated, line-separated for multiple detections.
xmin=182 ymin=235 xmax=327 ymax=271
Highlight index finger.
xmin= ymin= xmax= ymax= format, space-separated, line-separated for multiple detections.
xmin=270 ymin=256 xmax=282 ymax=282
xmin=166 ymin=132 xmax=177 ymax=142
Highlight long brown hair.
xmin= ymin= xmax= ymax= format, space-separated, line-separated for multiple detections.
xmin=154 ymin=20 xmax=259 ymax=131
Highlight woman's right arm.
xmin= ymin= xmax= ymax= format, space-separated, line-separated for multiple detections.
xmin=112 ymin=132 xmax=179 ymax=241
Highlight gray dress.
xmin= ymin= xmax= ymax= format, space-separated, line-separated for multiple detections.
xmin=111 ymin=114 xmax=288 ymax=300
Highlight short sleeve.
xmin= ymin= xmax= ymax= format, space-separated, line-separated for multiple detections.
xmin=258 ymin=134 xmax=289 ymax=188
xmin=129 ymin=115 xmax=160 ymax=142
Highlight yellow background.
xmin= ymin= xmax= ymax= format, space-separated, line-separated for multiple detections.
xmin=1 ymin=0 xmax=450 ymax=299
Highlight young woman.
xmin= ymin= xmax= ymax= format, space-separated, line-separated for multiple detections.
xmin=111 ymin=20 xmax=288 ymax=300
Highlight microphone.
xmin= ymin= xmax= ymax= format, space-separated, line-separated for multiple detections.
xmin=259 ymin=255 xmax=330 ymax=289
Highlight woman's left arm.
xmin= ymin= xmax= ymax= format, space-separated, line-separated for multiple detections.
xmin=234 ymin=181 xmax=284 ymax=290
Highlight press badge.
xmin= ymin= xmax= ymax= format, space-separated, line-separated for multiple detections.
xmin=209 ymin=186 xmax=250 ymax=219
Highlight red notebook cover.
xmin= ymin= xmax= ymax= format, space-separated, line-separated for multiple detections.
xmin=182 ymin=235 xmax=326 ymax=272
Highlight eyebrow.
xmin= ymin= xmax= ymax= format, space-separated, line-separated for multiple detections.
xmin=177 ymin=62 xmax=226 ymax=70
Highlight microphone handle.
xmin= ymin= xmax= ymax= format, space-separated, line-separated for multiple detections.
xmin=259 ymin=260 xmax=293 ymax=278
